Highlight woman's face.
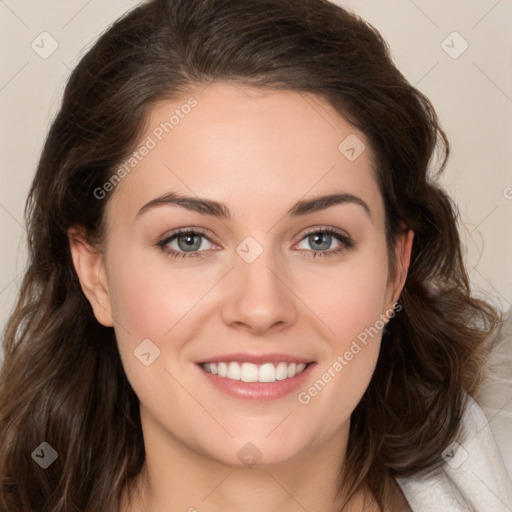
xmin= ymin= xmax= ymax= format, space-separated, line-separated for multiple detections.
xmin=72 ymin=82 xmax=412 ymax=468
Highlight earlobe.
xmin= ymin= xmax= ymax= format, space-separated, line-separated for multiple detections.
xmin=68 ymin=227 xmax=114 ymax=327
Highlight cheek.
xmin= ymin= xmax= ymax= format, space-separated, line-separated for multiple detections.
xmin=295 ymin=242 xmax=390 ymax=423
xmin=305 ymin=240 xmax=390 ymax=342
xmin=105 ymin=245 xmax=215 ymax=339
xmin=103 ymin=246 xmax=200 ymax=375
xmin=103 ymin=248 xmax=214 ymax=427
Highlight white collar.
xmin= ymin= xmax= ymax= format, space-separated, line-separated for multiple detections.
xmin=396 ymin=395 xmax=512 ymax=511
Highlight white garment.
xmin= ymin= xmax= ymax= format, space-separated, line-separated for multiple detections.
xmin=397 ymin=396 xmax=512 ymax=511
xmin=396 ymin=310 xmax=512 ymax=511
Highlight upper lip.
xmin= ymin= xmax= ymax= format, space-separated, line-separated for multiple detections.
xmin=197 ymin=353 xmax=315 ymax=365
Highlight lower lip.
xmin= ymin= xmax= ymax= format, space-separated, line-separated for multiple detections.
xmin=197 ymin=363 xmax=316 ymax=402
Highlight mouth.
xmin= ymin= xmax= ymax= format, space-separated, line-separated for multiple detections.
xmin=196 ymin=355 xmax=316 ymax=401
xmin=200 ymin=361 xmax=309 ymax=383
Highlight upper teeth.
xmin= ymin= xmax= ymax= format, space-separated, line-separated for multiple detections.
xmin=202 ymin=362 xmax=307 ymax=382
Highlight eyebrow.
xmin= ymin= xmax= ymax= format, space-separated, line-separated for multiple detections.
xmin=136 ymin=191 xmax=372 ymax=220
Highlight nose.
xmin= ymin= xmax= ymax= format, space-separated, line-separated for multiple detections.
xmin=220 ymin=245 xmax=298 ymax=335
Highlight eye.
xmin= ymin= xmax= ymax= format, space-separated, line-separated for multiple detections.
xmin=157 ymin=229 xmax=217 ymax=259
xmin=293 ymin=228 xmax=354 ymax=258
xmin=156 ymin=227 xmax=355 ymax=260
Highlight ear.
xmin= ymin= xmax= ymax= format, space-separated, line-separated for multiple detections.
xmin=68 ymin=227 xmax=114 ymax=327
xmin=386 ymin=228 xmax=414 ymax=309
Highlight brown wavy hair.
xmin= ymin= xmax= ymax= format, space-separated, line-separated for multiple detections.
xmin=0 ymin=0 xmax=501 ymax=510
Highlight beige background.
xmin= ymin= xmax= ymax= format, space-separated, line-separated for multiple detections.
xmin=1 ymin=4 xmax=511 ymax=335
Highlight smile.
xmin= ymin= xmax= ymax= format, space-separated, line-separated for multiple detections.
xmin=201 ymin=361 xmax=308 ymax=383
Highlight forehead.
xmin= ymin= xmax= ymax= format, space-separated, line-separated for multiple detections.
xmin=106 ymin=82 xmax=383 ymax=224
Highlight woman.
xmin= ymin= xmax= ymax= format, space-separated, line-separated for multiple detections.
xmin=0 ymin=0 xmax=510 ymax=510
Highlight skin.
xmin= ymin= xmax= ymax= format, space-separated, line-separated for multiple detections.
xmin=69 ymin=82 xmax=413 ymax=512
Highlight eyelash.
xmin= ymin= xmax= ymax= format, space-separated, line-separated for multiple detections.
xmin=156 ymin=227 xmax=355 ymax=260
